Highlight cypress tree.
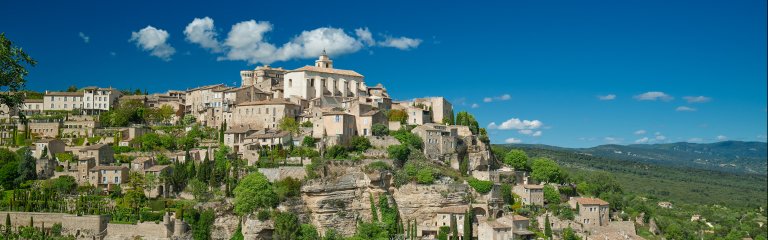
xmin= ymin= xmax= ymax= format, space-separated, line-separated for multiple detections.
xmin=463 ymin=210 xmax=472 ymax=240
xmin=544 ymin=214 xmax=552 ymax=239
xmin=370 ymin=194 xmax=379 ymax=222
xmin=450 ymin=214 xmax=457 ymax=240
xmin=5 ymin=213 xmax=11 ymax=235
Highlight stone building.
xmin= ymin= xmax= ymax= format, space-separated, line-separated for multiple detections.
xmin=231 ymin=98 xmax=301 ymax=129
xmin=411 ymin=123 xmax=458 ymax=161
xmin=315 ymin=111 xmax=357 ymax=145
xmin=144 ymin=165 xmax=172 ymax=198
xmin=513 ymin=184 xmax=545 ymax=206
xmin=88 ymin=165 xmax=129 ymax=191
xmin=77 ymin=144 xmax=114 ymax=165
xmin=240 ymin=65 xmax=287 ymax=93
xmin=478 ymin=215 xmax=534 ymax=240
xmin=33 ymin=138 xmax=65 ymax=159
xmin=283 ymin=51 xmax=367 ymax=100
xmin=569 ymin=197 xmax=610 ymax=227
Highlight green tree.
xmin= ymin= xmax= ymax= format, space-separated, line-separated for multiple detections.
xmin=503 ymin=149 xmax=529 ymax=170
xmin=186 ymin=179 xmax=210 ymax=201
xmin=299 ymin=224 xmax=319 ymax=240
xmin=463 ymin=210 xmax=472 ymax=240
xmin=230 ymin=221 xmax=244 ymax=240
xmin=450 ymin=214 xmax=458 ymax=240
xmin=273 ymin=212 xmax=301 ymax=240
xmin=5 ymin=213 xmax=10 ymax=236
xmin=459 ymin=156 xmax=468 ymax=176
xmin=437 ymin=226 xmax=450 ymax=240
xmin=562 ymin=227 xmax=581 ymax=240
xmin=370 ymin=194 xmax=379 ymax=222
xmin=387 ymin=109 xmax=408 ymax=124
xmin=387 ymin=144 xmax=411 ymax=167
xmin=543 ymin=185 xmax=561 ymax=205
xmin=278 ymin=117 xmax=300 ymax=135
xmin=372 ymin=123 xmax=389 ymax=136
xmin=350 ymin=136 xmax=372 ymax=152
xmin=15 ymin=148 xmax=36 ymax=186
xmin=301 ymin=136 xmax=316 ymax=148
xmin=530 ymin=157 xmax=564 ymax=183
xmin=416 ymin=168 xmax=434 ymax=184
xmin=0 ymin=33 xmax=37 ymax=123
xmin=233 ymin=172 xmax=277 ymax=215
xmin=544 ymin=215 xmax=552 ymax=239
xmin=501 ymin=184 xmax=514 ymax=206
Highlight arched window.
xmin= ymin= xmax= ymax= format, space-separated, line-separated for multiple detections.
xmin=288 ymin=79 xmax=293 ymax=87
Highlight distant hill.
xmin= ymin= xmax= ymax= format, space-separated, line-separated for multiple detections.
xmin=493 ymin=142 xmax=768 ymax=208
xmin=505 ymin=141 xmax=767 ymax=175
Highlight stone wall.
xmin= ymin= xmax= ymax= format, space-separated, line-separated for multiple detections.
xmin=258 ymin=166 xmax=307 ymax=182
xmin=105 ymin=221 xmax=171 ymax=240
xmin=366 ymin=135 xmax=399 ymax=149
xmin=0 ymin=211 xmax=110 ymax=239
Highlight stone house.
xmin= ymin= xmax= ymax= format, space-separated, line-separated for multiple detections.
xmin=478 ymin=215 xmax=534 ymax=240
xmin=231 ymin=98 xmax=301 ymax=129
xmin=243 ymin=129 xmax=291 ymax=149
xmin=20 ymin=98 xmax=44 ymax=115
xmin=131 ymin=157 xmax=155 ymax=172
xmin=26 ymin=121 xmax=61 ymax=138
xmin=356 ymin=110 xmax=387 ymax=137
xmin=513 ymin=184 xmax=545 ymax=206
xmin=316 ymin=111 xmax=357 ymax=146
xmin=240 ymin=65 xmax=287 ymax=93
xmin=77 ymin=144 xmax=114 ymax=165
xmin=33 ymin=138 xmax=65 ymax=159
xmin=224 ymin=124 xmax=259 ymax=153
xmin=418 ymin=206 xmax=472 ymax=239
xmin=411 ymin=123 xmax=458 ymax=161
xmin=413 ymin=97 xmax=453 ymax=124
xmin=407 ymin=105 xmax=432 ymax=125
xmin=283 ymin=52 xmax=366 ymax=100
xmin=144 ymin=165 xmax=172 ymax=198
xmin=569 ymin=197 xmax=610 ymax=227
xmin=88 ymin=165 xmax=129 ymax=191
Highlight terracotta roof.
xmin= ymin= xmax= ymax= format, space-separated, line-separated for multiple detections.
xmin=186 ymin=84 xmax=225 ymax=92
xmin=80 ymin=144 xmax=109 ymax=151
xmin=90 ymin=165 xmax=128 ymax=171
xmin=225 ymin=125 xmax=258 ymax=134
xmin=246 ymin=129 xmax=290 ymax=139
xmin=290 ymin=65 xmax=364 ymax=77
xmin=435 ymin=206 xmax=468 ymax=214
xmin=361 ymin=110 xmax=380 ymax=116
xmin=24 ymin=99 xmax=43 ymax=103
xmin=486 ymin=220 xmax=511 ymax=229
xmin=132 ymin=157 xmax=154 ymax=163
xmin=237 ymin=98 xmax=297 ymax=106
xmin=46 ymin=91 xmax=83 ymax=96
xmin=510 ymin=215 xmax=529 ymax=221
xmin=121 ymin=95 xmax=147 ymax=100
xmin=523 ymin=184 xmax=544 ymax=189
xmin=322 ymin=111 xmax=352 ymax=116
xmin=574 ymin=197 xmax=609 ymax=205
xmin=145 ymin=165 xmax=170 ymax=172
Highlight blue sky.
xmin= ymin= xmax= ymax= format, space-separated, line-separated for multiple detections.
xmin=1 ymin=0 xmax=765 ymax=147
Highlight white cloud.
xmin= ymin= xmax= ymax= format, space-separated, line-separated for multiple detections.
xmin=532 ymin=131 xmax=542 ymax=137
xmin=184 ymin=17 xmax=222 ymax=53
xmin=634 ymin=130 xmax=646 ymax=135
xmin=109 ymin=51 xmax=116 ymax=56
xmin=634 ymin=91 xmax=673 ymax=101
xmin=757 ymin=135 xmax=767 ymax=141
xmin=483 ymin=94 xmax=511 ymax=103
xmin=688 ymin=138 xmax=703 ymax=143
xmin=716 ymin=135 xmax=728 ymax=141
xmin=487 ymin=118 xmax=543 ymax=130
xmin=655 ymin=134 xmax=667 ymax=141
xmin=518 ymin=129 xmax=533 ymax=135
xmin=470 ymin=103 xmax=479 ymax=109
xmin=355 ymin=28 xmax=374 ymax=46
xmin=676 ymin=106 xmax=697 ymax=112
xmin=683 ymin=96 xmax=711 ymax=103
xmin=604 ymin=137 xmax=622 ymax=144
xmin=504 ymin=138 xmax=522 ymax=144
xmin=129 ymin=26 xmax=176 ymax=61
xmin=78 ymin=32 xmax=90 ymax=43
xmin=378 ymin=36 xmax=422 ymax=50
xmin=181 ymin=18 xmax=420 ymax=64
xmin=598 ymin=94 xmax=616 ymax=100
xmin=635 ymin=137 xmax=650 ymax=143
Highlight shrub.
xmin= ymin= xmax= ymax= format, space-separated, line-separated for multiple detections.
xmin=387 ymin=144 xmax=410 ymax=167
xmin=301 ymin=136 xmax=316 ymax=148
xmin=416 ymin=168 xmax=434 ymax=184
xmin=390 ymin=130 xmax=422 ymax=150
xmin=467 ymin=178 xmax=493 ymax=194
xmin=365 ymin=161 xmax=392 ymax=173
xmin=325 ymin=145 xmax=348 ymax=159
xmin=372 ymin=123 xmax=389 ymax=136
xmin=350 ymin=136 xmax=372 ymax=152
xmin=300 ymin=121 xmax=313 ymax=128
xmin=257 ymin=210 xmax=270 ymax=221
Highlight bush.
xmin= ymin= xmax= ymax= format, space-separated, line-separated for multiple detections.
xmin=372 ymin=123 xmax=389 ymax=136
xmin=301 ymin=136 xmax=316 ymax=148
xmin=364 ymin=161 xmax=392 ymax=173
xmin=257 ymin=210 xmax=270 ymax=221
xmin=349 ymin=136 xmax=372 ymax=152
xmin=325 ymin=145 xmax=348 ymax=159
xmin=467 ymin=178 xmax=493 ymax=194
xmin=274 ymin=177 xmax=302 ymax=201
xmin=416 ymin=168 xmax=434 ymax=184
xmin=387 ymin=144 xmax=410 ymax=167
xmin=300 ymin=121 xmax=313 ymax=128
xmin=391 ymin=130 xmax=422 ymax=150
xmin=55 ymin=152 xmax=76 ymax=162
xmin=543 ymin=185 xmax=561 ymax=205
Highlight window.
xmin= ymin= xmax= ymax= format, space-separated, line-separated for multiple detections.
xmin=114 ymin=177 xmax=119 ymax=183
xmin=335 ymin=115 xmax=340 ymax=122
xmin=288 ymin=79 xmax=292 ymax=87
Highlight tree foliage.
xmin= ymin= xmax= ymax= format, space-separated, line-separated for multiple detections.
xmin=503 ymin=149 xmax=529 ymax=171
xmin=530 ymin=157 xmax=564 ymax=183
xmin=0 ymin=33 xmax=36 ymax=121
xmin=372 ymin=123 xmax=389 ymax=136
xmin=233 ymin=172 xmax=277 ymax=215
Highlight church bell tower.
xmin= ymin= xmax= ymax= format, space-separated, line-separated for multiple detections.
xmin=315 ymin=50 xmax=333 ymax=69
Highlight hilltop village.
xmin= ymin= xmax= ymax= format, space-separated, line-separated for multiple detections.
xmin=0 ymin=52 xmax=646 ymax=240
